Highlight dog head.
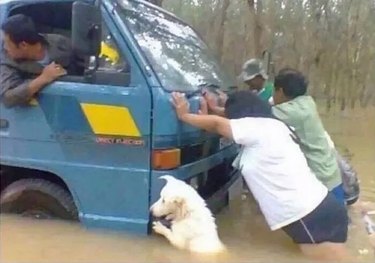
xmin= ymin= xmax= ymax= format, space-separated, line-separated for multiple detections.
xmin=150 ymin=175 xmax=206 ymax=221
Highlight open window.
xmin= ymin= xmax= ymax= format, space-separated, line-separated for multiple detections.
xmin=7 ymin=1 xmax=130 ymax=86
xmin=9 ymin=2 xmax=73 ymax=38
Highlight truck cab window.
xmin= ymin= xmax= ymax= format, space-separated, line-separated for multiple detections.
xmin=98 ymin=23 xmax=129 ymax=72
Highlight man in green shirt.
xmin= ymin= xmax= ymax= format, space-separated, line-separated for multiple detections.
xmin=205 ymin=66 xmax=346 ymax=205
xmin=272 ymin=69 xmax=344 ymax=203
xmin=238 ymin=59 xmax=274 ymax=104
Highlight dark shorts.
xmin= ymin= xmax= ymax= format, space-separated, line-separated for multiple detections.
xmin=282 ymin=193 xmax=348 ymax=244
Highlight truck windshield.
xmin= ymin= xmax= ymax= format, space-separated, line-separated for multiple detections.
xmin=116 ymin=0 xmax=235 ymax=92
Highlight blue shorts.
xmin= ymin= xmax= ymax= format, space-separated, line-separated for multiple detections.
xmin=331 ymin=184 xmax=346 ymax=205
xmin=282 ymin=193 xmax=348 ymax=244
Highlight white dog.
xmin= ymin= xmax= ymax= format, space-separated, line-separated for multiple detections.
xmin=150 ymin=175 xmax=226 ymax=254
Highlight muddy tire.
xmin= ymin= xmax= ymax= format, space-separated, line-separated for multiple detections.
xmin=0 ymin=178 xmax=78 ymax=220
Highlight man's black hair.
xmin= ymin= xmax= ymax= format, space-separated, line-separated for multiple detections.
xmin=224 ymin=90 xmax=274 ymax=119
xmin=1 ymin=14 xmax=43 ymax=45
xmin=274 ymin=68 xmax=308 ymax=98
xmin=224 ymin=90 xmax=302 ymax=144
xmin=277 ymin=67 xmax=298 ymax=75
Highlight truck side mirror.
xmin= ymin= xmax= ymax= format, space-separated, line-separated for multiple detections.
xmin=72 ymin=1 xmax=102 ymax=57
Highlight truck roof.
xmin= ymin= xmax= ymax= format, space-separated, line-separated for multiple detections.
xmin=0 ymin=0 xmax=198 ymax=48
xmin=0 ymin=0 xmax=77 ymax=5
xmin=0 ymin=0 xmax=191 ymax=32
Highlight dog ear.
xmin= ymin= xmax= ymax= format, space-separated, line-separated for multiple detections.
xmin=159 ymin=175 xmax=176 ymax=183
xmin=173 ymin=196 xmax=188 ymax=219
xmin=172 ymin=196 xmax=184 ymax=205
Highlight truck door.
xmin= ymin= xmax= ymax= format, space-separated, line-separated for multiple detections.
xmin=0 ymin=5 xmax=152 ymax=232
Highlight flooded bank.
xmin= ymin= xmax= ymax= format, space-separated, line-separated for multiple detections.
xmin=1 ymin=108 xmax=374 ymax=263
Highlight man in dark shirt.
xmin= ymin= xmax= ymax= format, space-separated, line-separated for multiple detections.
xmin=0 ymin=14 xmax=82 ymax=107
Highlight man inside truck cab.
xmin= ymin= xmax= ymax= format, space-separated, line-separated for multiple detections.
xmin=0 ymin=14 xmax=83 ymax=108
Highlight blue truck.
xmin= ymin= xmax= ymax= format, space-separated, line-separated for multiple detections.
xmin=0 ymin=0 xmax=240 ymax=234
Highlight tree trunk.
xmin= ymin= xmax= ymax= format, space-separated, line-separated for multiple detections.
xmin=247 ymin=0 xmax=264 ymax=57
xmin=215 ymin=0 xmax=230 ymax=63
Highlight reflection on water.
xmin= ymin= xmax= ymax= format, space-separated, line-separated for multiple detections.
xmin=1 ymin=108 xmax=374 ymax=263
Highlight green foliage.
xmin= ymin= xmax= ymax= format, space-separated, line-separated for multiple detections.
xmin=162 ymin=0 xmax=375 ymax=110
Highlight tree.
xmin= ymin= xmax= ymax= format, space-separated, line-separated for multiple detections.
xmin=162 ymin=0 xmax=375 ymax=111
xmin=215 ymin=0 xmax=230 ymax=63
xmin=247 ymin=0 xmax=264 ymax=57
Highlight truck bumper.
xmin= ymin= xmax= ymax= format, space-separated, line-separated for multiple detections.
xmin=205 ymin=168 xmax=241 ymax=214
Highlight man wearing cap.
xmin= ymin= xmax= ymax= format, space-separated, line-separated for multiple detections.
xmin=239 ymin=58 xmax=274 ymax=104
xmin=204 ymin=58 xmax=274 ymax=116
xmin=0 ymin=14 xmax=83 ymax=108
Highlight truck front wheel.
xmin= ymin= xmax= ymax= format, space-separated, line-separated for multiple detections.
xmin=0 ymin=179 xmax=78 ymax=220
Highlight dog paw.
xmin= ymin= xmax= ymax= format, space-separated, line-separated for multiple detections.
xmin=153 ymin=221 xmax=168 ymax=235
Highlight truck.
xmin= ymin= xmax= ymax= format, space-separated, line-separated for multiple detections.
xmin=0 ymin=0 xmax=240 ymax=234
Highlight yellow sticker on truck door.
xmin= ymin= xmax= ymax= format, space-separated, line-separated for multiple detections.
xmin=80 ymin=103 xmax=141 ymax=137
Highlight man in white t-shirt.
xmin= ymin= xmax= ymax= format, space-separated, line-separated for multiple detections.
xmin=231 ymin=117 xmax=327 ymax=230
xmin=170 ymin=90 xmax=351 ymax=261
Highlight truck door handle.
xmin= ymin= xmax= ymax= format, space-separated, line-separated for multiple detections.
xmin=0 ymin=119 xmax=9 ymax=129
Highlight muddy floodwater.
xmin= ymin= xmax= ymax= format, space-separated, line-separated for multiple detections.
xmin=1 ymin=107 xmax=374 ymax=263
